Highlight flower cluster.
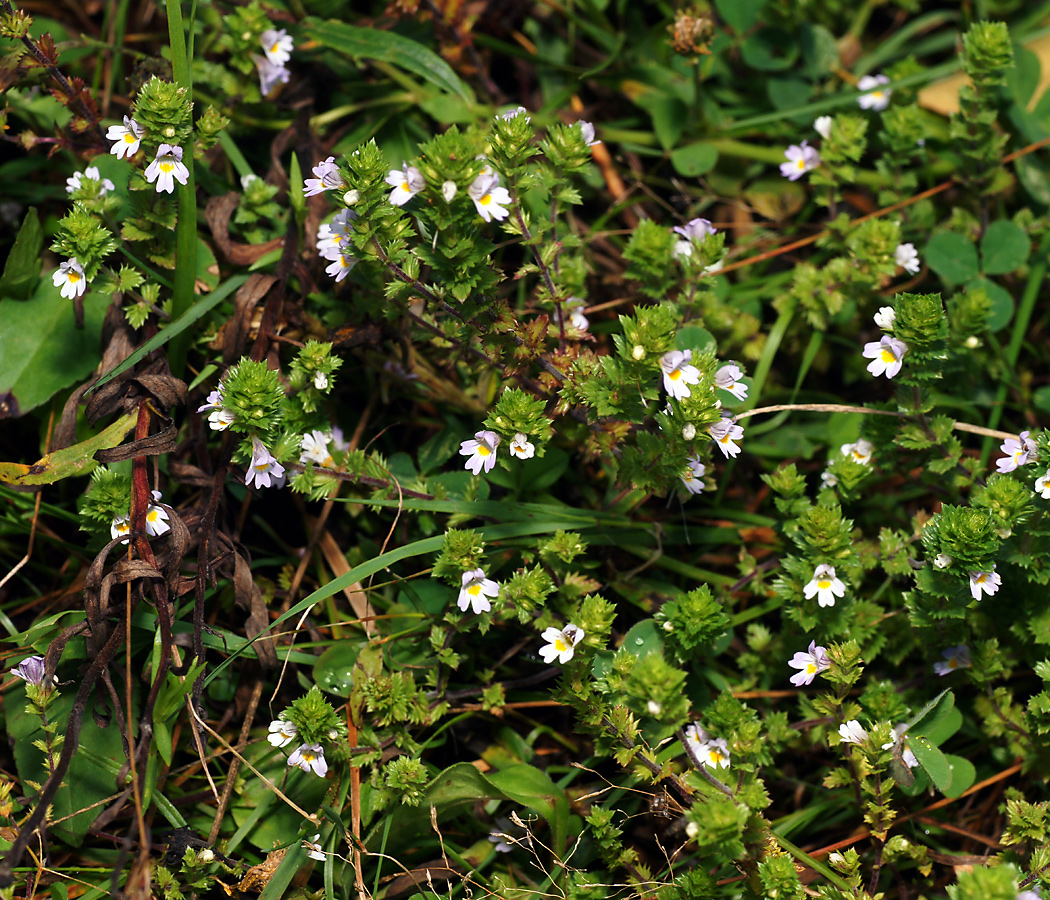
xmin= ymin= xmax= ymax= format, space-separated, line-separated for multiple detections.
xmin=683 ymin=722 xmax=730 ymax=769
xmin=316 ymin=209 xmax=358 ymax=283
xmin=110 ymin=490 xmax=170 ymax=541
xmin=66 ymin=166 xmax=114 ymax=197
xmin=255 ymin=27 xmax=293 ymax=95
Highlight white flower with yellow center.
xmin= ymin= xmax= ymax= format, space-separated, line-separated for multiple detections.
xmin=680 ymin=456 xmax=706 ymax=495
xmin=840 ymin=439 xmax=873 ymax=466
xmin=804 ymin=563 xmax=845 ymax=608
xmin=245 ymin=437 xmax=286 ymax=489
xmin=714 ymin=363 xmax=748 ymax=401
xmin=659 ymin=349 xmax=700 ymax=400
xmin=457 ymin=568 xmax=499 ymax=614
xmin=968 ymin=566 xmax=1001 ymax=601
xmin=146 ymin=490 xmax=170 ymax=537
xmin=787 ymin=641 xmax=830 ymax=686
xmin=300 ymin=429 xmax=331 ymax=465
xmin=1036 ymin=470 xmax=1050 ymax=499
xmin=106 ymin=115 xmax=143 ymax=159
xmin=267 ymin=719 xmax=298 ymax=747
xmin=683 ymin=723 xmax=730 ymax=769
xmin=287 ymin=742 xmax=328 ymax=777
xmin=708 ymin=416 xmax=744 ymax=459
xmin=386 ymin=163 xmax=425 ymax=206
xmin=111 ymin=515 xmax=131 ymax=541
xmin=933 ymin=644 xmax=971 ymax=676
xmin=468 ymin=171 xmax=512 ymax=222
xmin=144 ymin=144 xmax=190 ymax=194
xmin=539 ymin=623 xmax=584 ymax=664
xmin=304 ymin=157 xmax=344 ymax=197
xmin=509 ymin=433 xmax=535 ymax=460
xmin=996 ymin=431 xmax=1037 ymax=474
xmin=52 ymin=258 xmax=87 ymax=300
xmin=459 ymin=430 xmax=500 ymax=475
xmin=857 ymin=74 xmax=892 ymax=111
xmin=261 ymin=27 xmax=293 ymax=66
xmin=862 ymin=335 xmax=907 ymax=379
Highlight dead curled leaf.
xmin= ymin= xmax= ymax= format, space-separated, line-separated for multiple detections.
xmin=206 ymin=193 xmax=284 ymax=265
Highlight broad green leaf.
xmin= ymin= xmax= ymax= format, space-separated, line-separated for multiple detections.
xmin=1014 ymin=155 xmax=1050 ymax=208
xmin=942 ymin=753 xmax=976 ymax=798
xmin=486 ymin=764 xmax=569 ymax=853
xmin=313 ymin=641 xmax=365 ymax=697
xmin=741 ymin=28 xmax=798 ymax=72
xmin=1033 ymin=384 xmax=1050 ymax=414
xmin=799 ymin=23 xmax=839 ymax=79
xmin=304 ymin=19 xmax=473 ymax=102
xmin=925 ymin=232 xmax=979 ymax=284
xmin=649 ymin=95 xmax=688 ymax=151
xmin=980 ymin=220 xmax=1030 ymax=275
xmin=0 ymin=411 xmax=136 ymax=486
xmin=676 ymin=325 xmax=717 ymax=353
xmin=670 ymin=143 xmax=719 ymax=177
xmin=713 ymin=0 xmax=766 ymax=35
xmin=0 ymin=207 xmax=42 ymax=301
xmin=621 ymin=619 xmax=664 ymax=658
xmin=0 ymin=282 xmax=107 ymax=416
xmin=912 ymin=706 xmax=962 ymax=746
xmin=908 ymin=734 xmax=953 ymax=794
xmin=907 ymin=693 xmax=957 ymax=735
xmin=7 ymin=678 xmax=131 ymax=846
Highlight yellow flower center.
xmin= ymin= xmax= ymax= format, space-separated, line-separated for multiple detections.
xmin=709 ymin=750 xmax=724 ymax=765
xmin=480 ymin=193 xmax=492 ymax=206
xmin=948 ymin=658 xmax=958 ymax=669
xmin=880 ymin=348 xmax=897 ymax=364
xmin=796 ymin=158 xmax=806 ymax=170
xmin=467 ymin=583 xmax=481 ymax=596
xmin=818 ymin=579 xmax=831 ymax=590
xmin=159 ymin=160 xmax=175 ymax=173
xmin=806 ymin=663 xmax=817 ymax=674
xmin=68 ymin=271 xmax=81 ymax=283
xmin=668 ymin=369 xmax=681 ymax=380
xmin=401 ymin=180 xmax=410 ymax=191
xmin=302 ymin=750 xmax=316 ymax=762
xmin=123 ymin=133 xmax=136 ymax=144
xmin=554 ymin=638 xmax=567 ymax=652
xmin=975 ymin=573 xmax=987 ymax=584
xmin=478 ymin=445 xmax=491 ymax=456
xmin=271 ymin=41 xmax=281 ymax=52
xmin=146 ymin=508 xmax=161 ymax=524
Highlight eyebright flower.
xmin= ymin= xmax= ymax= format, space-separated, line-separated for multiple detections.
xmin=680 ymin=456 xmax=706 ymax=495
xmin=287 ymin=742 xmax=328 ymax=777
xmin=111 ymin=515 xmax=131 ymax=541
xmin=673 ymin=218 xmax=716 ymax=256
xmin=708 ymin=416 xmax=744 ymax=459
xmin=969 ymin=567 xmax=1001 ymax=601
xmin=996 ymin=431 xmax=1038 ymax=474
xmin=304 ymin=157 xmax=344 ymax=197
xmin=578 ymin=120 xmax=600 ymax=146
xmin=208 ymin=408 xmax=235 ymax=431
xmin=197 ymin=390 xmax=223 ymax=413
xmin=144 ymin=144 xmax=190 ymax=194
xmin=66 ymin=166 xmax=115 ymax=197
xmin=683 ymin=723 xmax=730 ymax=769
xmin=1036 ymin=470 xmax=1050 ymax=499
xmin=254 ymin=56 xmax=290 ymax=95
xmin=804 ymin=564 xmax=845 ymax=608
xmin=509 ymin=433 xmax=536 ymax=460
xmin=52 ymin=258 xmax=86 ymax=300
xmin=12 ymin=655 xmax=47 ymax=686
xmin=539 ymin=623 xmax=584 ymax=664
xmin=554 ymin=297 xmax=589 ymax=332
xmin=469 ymin=171 xmax=512 ymax=222
xmin=780 ymin=141 xmax=820 ymax=180
xmin=323 ymin=241 xmax=357 ymax=283
xmin=268 ymin=719 xmax=298 ymax=747
xmin=659 ymin=349 xmax=701 ymax=400
xmin=714 ymin=363 xmax=748 ymax=401
xmin=459 ymin=430 xmax=500 ymax=475
xmin=857 ymin=74 xmax=892 ymax=111
xmin=820 ymin=469 xmax=838 ymax=488
xmin=386 ymin=163 xmax=425 ymax=206
xmin=787 ymin=641 xmax=830 ymax=686
xmin=1017 ymin=890 xmax=1041 ymax=900
xmin=261 ymin=27 xmax=293 ymax=66
xmin=933 ymin=553 xmax=952 ymax=569
xmin=838 ymin=720 xmax=868 ymax=744
xmin=499 ymin=106 xmax=529 ymax=121
xmin=146 ymin=490 xmax=170 ymax=537
xmin=840 ymin=439 xmax=873 ymax=466
xmin=862 ymin=335 xmax=907 ymax=379
xmin=814 ymin=115 xmax=833 ymax=139
xmin=458 ymin=568 xmax=499 ymax=614
xmin=245 ymin=437 xmax=286 ymax=490
xmin=873 ymin=306 xmax=896 ymax=330
xmin=107 ymin=115 xmax=143 ymax=158
xmin=303 ymin=834 xmax=325 ymax=861
xmin=895 ymin=243 xmax=920 ymax=274
xmin=881 ymin=724 xmax=918 ymax=768
xmin=314 ymin=371 xmax=329 ymax=390
xmin=933 ymin=644 xmax=971 ymax=676
xmin=300 ymin=430 xmax=331 ymax=465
